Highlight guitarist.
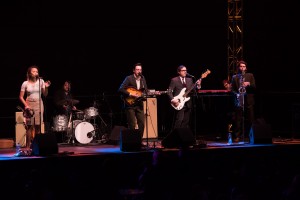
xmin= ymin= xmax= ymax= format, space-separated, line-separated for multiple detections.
xmin=118 ymin=63 xmax=149 ymax=139
xmin=168 ymin=65 xmax=201 ymax=129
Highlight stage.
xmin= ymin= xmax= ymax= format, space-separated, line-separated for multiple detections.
xmin=1 ymin=137 xmax=300 ymax=199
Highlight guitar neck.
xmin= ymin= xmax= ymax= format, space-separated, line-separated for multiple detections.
xmin=184 ymin=82 xmax=198 ymax=97
xmin=184 ymin=69 xmax=211 ymax=96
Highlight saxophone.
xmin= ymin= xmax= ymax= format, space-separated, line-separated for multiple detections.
xmin=237 ymin=71 xmax=246 ymax=107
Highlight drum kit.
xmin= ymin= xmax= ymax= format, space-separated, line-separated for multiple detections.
xmin=52 ymin=99 xmax=101 ymax=144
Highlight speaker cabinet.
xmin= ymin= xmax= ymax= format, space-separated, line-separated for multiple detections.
xmin=32 ymin=133 xmax=58 ymax=156
xmin=15 ymin=112 xmax=47 ymax=147
xmin=109 ymin=126 xmax=127 ymax=144
xmin=143 ymin=98 xmax=158 ymax=139
xmin=16 ymin=112 xmax=24 ymax=124
xmin=120 ymin=129 xmax=142 ymax=152
xmin=161 ymin=128 xmax=196 ymax=148
xmin=15 ymin=124 xmax=27 ymax=147
xmin=249 ymin=118 xmax=272 ymax=144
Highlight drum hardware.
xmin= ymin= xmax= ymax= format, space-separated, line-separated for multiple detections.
xmin=84 ymin=107 xmax=99 ymax=119
xmin=88 ymin=110 xmax=108 ymax=143
xmin=53 ymin=115 xmax=68 ymax=132
xmin=57 ymin=98 xmax=80 ymax=106
xmin=74 ymin=121 xmax=95 ymax=144
xmin=66 ymin=112 xmax=77 ymax=144
xmin=64 ymin=103 xmax=108 ymax=144
xmin=66 ymin=113 xmax=96 ymax=145
xmin=75 ymin=111 xmax=85 ymax=120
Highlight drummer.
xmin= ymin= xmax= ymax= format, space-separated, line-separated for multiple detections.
xmin=53 ymin=80 xmax=79 ymax=118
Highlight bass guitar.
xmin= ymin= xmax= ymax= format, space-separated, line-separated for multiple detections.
xmin=123 ymin=87 xmax=169 ymax=106
xmin=171 ymin=69 xmax=211 ymax=110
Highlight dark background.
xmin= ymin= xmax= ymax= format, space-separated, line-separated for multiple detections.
xmin=1 ymin=1 xmax=299 ymax=139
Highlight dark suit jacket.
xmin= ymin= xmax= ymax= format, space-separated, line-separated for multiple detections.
xmin=168 ymin=76 xmax=194 ymax=108
xmin=231 ymin=72 xmax=256 ymax=106
xmin=118 ymin=74 xmax=148 ymax=107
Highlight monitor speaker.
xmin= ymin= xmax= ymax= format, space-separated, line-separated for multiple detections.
xmin=161 ymin=128 xmax=196 ymax=148
xmin=32 ymin=133 xmax=58 ymax=156
xmin=120 ymin=129 xmax=142 ymax=152
xmin=249 ymin=118 xmax=272 ymax=144
xmin=109 ymin=126 xmax=127 ymax=144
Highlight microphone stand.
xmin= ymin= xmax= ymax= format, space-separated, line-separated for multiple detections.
xmin=38 ymin=77 xmax=42 ymax=135
xmin=68 ymin=86 xmax=76 ymax=145
xmin=141 ymin=75 xmax=151 ymax=150
xmin=192 ymin=77 xmax=198 ymax=144
xmin=145 ymin=94 xmax=149 ymax=149
xmin=237 ymin=72 xmax=246 ymax=144
xmin=241 ymin=74 xmax=245 ymax=144
xmin=190 ymin=75 xmax=206 ymax=147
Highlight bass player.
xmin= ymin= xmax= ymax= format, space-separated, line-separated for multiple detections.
xmin=168 ymin=65 xmax=203 ymax=129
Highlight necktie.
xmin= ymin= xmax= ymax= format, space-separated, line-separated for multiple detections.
xmin=182 ymin=78 xmax=186 ymax=87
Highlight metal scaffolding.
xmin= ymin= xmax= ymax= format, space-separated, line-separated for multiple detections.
xmin=227 ymin=0 xmax=243 ymax=80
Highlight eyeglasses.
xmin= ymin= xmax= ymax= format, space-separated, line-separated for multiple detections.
xmin=180 ymin=70 xmax=187 ymax=71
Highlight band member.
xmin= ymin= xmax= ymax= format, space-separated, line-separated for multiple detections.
xmin=168 ymin=65 xmax=202 ymax=129
xmin=53 ymin=80 xmax=77 ymax=118
xmin=222 ymin=79 xmax=232 ymax=91
xmin=231 ymin=60 xmax=256 ymax=142
xmin=19 ymin=65 xmax=51 ymax=149
xmin=118 ymin=63 xmax=148 ymax=138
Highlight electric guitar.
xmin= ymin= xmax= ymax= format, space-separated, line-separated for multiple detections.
xmin=123 ymin=87 xmax=169 ymax=106
xmin=171 ymin=69 xmax=211 ymax=110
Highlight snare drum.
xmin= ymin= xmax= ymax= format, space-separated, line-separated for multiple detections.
xmin=75 ymin=121 xmax=95 ymax=144
xmin=73 ymin=120 xmax=82 ymax=128
xmin=75 ymin=111 xmax=85 ymax=120
xmin=53 ymin=115 xmax=68 ymax=132
xmin=84 ymin=107 xmax=99 ymax=119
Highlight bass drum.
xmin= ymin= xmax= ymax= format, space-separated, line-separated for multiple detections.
xmin=75 ymin=121 xmax=94 ymax=144
xmin=53 ymin=115 xmax=68 ymax=132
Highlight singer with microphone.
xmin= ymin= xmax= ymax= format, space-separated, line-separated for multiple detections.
xmin=118 ymin=62 xmax=149 ymax=141
xmin=168 ymin=65 xmax=201 ymax=130
xmin=19 ymin=65 xmax=51 ymax=151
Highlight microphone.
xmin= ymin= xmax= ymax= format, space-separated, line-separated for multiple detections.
xmin=37 ymin=75 xmax=43 ymax=79
xmin=139 ymin=73 xmax=143 ymax=78
xmin=187 ymin=73 xmax=195 ymax=78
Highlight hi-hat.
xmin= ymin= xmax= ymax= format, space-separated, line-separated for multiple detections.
xmin=58 ymin=99 xmax=79 ymax=106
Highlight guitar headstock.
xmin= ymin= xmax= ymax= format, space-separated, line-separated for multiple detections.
xmin=201 ymin=69 xmax=211 ymax=79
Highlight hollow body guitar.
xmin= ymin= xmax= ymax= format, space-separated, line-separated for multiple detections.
xmin=171 ymin=69 xmax=211 ymax=110
xmin=124 ymin=87 xmax=168 ymax=106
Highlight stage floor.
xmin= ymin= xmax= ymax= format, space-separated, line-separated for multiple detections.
xmin=1 ymin=137 xmax=300 ymax=160
xmin=1 ymin=137 xmax=300 ymax=199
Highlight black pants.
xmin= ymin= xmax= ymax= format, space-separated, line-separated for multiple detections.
xmin=234 ymin=104 xmax=255 ymax=139
xmin=125 ymin=105 xmax=145 ymax=137
xmin=173 ymin=106 xmax=192 ymax=129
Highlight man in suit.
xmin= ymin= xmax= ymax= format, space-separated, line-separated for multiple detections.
xmin=168 ymin=65 xmax=202 ymax=129
xmin=118 ymin=63 xmax=148 ymax=138
xmin=231 ymin=60 xmax=256 ymax=142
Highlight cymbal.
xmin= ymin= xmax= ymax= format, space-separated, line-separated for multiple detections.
xmin=58 ymin=99 xmax=79 ymax=106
